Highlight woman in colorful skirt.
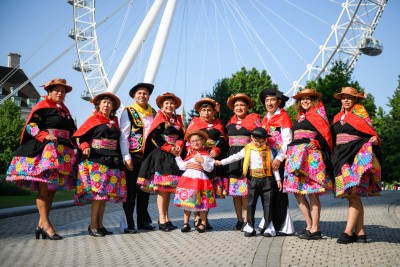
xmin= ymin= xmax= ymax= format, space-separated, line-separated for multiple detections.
xmin=225 ymin=93 xmax=261 ymax=230
xmin=6 ymin=78 xmax=77 ymax=240
xmin=73 ymin=92 xmax=126 ymax=237
xmin=174 ymin=130 xmax=217 ymax=233
xmin=137 ymin=92 xmax=185 ymax=232
xmin=284 ymin=89 xmax=333 ymax=240
xmin=186 ymin=97 xmax=227 ymax=230
xmin=331 ymin=87 xmax=381 ymax=244
xmin=258 ymin=88 xmax=295 ymax=236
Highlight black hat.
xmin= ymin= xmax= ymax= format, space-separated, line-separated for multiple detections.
xmin=250 ymin=127 xmax=270 ymax=138
xmin=129 ymin=83 xmax=154 ymax=98
xmin=259 ymin=88 xmax=289 ymax=108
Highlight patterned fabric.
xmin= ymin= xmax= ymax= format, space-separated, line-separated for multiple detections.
xmin=336 ymin=133 xmax=360 ymax=145
xmin=335 ymin=142 xmax=381 ymax=198
xmin=6 ymin=142 xmax=77 ymax=191
xmin=174 ymin=178 xmax=216 ymax=211
xmin=138 ymin=172 xmax=180 ymax=193
xmin=229 ymin=177 xmax=248 ymax=197
xmin=75 ymin=160 xmax=126 ymax=205
xmin=284 ymin=143 xmax=333 ymax=194
xmin=26 ymin=123 xmax=40 ymax=136
xmin=91 ymin=138 xmax=118 ymax=150
xmin=213 ymin=177 xmax=229 ymax=199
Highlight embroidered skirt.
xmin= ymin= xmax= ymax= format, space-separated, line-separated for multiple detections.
xmin=6 ymin=142 xmax=77 ymax=191
xmin=75 ymin=160 xmax=126 ymax=205
xmin=284 ymin=143 xmax=333 ymax=195
xmin=335 ymin=142 xmax=381 ymax=198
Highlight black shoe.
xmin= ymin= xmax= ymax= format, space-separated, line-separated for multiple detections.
xmin=354 ymin=233 xmax=367 ymax=243
xmin=263 ymin=232 xmax=273 ymax=237
xmin=194 ymin=219 xmax=202 ymax=231
xmin=205 ymin=222 xmax=213 ymax=231
xmin=298 ymin=230 xmax=311 ymax=240
xmin=166 ymin=221 xmax=178 ymax=230
xmin=35 ymin=226 xmax=42 ymax=239
xmin=308 ymin=230 xmax=322 ymax=240
xmin=41 ymin=228 xmax=63 ymax=240
xmin=181 ymin=223 xmax=191 ymax=233
xmin=196 ymin=223 xmax=206 ymax=233
xmin=124 ymin=227 xmax=137 ymax=234
xmin=234 ymin=221 xmax=244 ymax=231
xmin=158 ymin=222 xmax=171 ymax=232
xmin=295 ymin=228 xmax=307 ymax=237
xmin=99 ymin=227 xmax=113 ymax=235
xmin=88 ymin=226 xmax=105 ymax=237
xmin=138 ymin=222 xmax=155 ymax=230
xmin=244 ymin=230 xmax=256 ymax=237
xmin=337 ymin=232 xmax=354 ymax=244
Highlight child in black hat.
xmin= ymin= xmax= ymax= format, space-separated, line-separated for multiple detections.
xmin=215 ymin=127 xmax=282 ymax=237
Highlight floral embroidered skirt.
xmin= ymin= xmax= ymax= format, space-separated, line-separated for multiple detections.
xmin=138 ymin=172 xmax=180 ymax=193
xmin=75 ymin=160 xmax=127 ymax=205
xmin=212 ymin=176 xmax=229 ymax=199
xmin=174 ymin=172 xmax=216 ymax=211
xmin=228 ymin=177 xmax=248 ymax=197
xmin=335 ymin=142 xmax=381 ymax=198
xmin=284 ymin=143 xmax=333 ymax=195
xmin=6 ymin=143 xmax=77 ymax=191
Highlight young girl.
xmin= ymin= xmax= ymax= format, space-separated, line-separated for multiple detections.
xmin=174 ymin=130 xmax=217 ymax=233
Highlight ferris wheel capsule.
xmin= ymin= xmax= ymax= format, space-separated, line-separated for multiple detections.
xmin=358 ymin=36 xmax=383 ymax=56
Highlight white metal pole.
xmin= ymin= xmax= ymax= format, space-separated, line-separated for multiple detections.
xmin=144 ymin=0 xmax=177 ymax=83
xmin=107 ymin=0 xmax=166 ymax=93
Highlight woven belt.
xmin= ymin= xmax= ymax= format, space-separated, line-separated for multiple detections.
xmin=186 ymin=163 xmax=204 ymax=172
xmin=91 ymin=138 xmax=118 ymax=150
xmin=294 ymin=130 xmax=317 ymax=140
xmin=162 ymin=134 xmax=178 ymax=145
xmin=336 ymin=133 xmax=360 ymax=145
xmin=229 ymin=136 xmax=251 ymax=146
xmin=249 ymin=168 xmax=268 ymax=178
xmin=46 ymin=129 xmax=70 ymax=140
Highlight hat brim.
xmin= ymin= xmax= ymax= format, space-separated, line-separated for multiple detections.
xmin=44 ymin=83 xmax=72 ymax=93
xmin=185 ymin=130 xmax=209 ymax=142
xmin=93 ymin=92 xmax=121 ymax=110
xmin=333 ymin=92 xmax=365 ymax=100
xmin=227 ymin=95 xmax=254 ymax=110
xmin=292 ymin=92 xmax=322 ymax=99
xmin=156 ymin=95 xmax=182 ymax=109
xmin=194 ymin=99 xmax=218 ymax=112
xmin=129 ymin=83 xmax=154 ymax=98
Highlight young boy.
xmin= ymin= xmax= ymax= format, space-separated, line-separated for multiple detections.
xmin=215 ymin=127 xmax=282 ymax=237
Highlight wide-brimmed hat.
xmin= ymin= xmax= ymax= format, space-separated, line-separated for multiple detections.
xmin=194 ymin=97 xmax=220 ymax=112
xmin=156 ymin=92 xmax=182 ymax=109
xmin=250 ymin=127 xmax=270 ymax=138
xmin=92 ymin=92 xmax=121 ymax=110
xmin=129 ymin=83 xmax=154 ymax=98
xmin=184 ymin=130 xmax=209 ymax=142
xmin=334 ymin=87 xmax=366 ymax=100
xmin=292 ymin=88 xmax=322 ymax=100
xmin=226 ymin=93 xmax=254 ymax=110
xmin=259 ymin=88 xmax=289 ymax=108
xmin=41 ymin=78 xmax=72 ymax=93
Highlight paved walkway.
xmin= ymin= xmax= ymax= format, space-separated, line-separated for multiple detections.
xmin=0 ymin=191 xmax=399 ymax=267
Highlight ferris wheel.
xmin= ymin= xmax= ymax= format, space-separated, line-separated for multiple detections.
xmin=68 ymin=0 xmax=387 ymax=101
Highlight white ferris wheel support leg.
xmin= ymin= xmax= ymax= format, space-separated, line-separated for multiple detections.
xmin=107 ymin=0 xmax=166 ymax=94
xmin=144 ymin=0 xmax=177 ymax=84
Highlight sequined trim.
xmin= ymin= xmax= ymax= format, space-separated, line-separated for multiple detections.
xmin=46 ymin=128 xmax=70 ymax=140
xmin=91 ymin=138 xmax=118 ymax=150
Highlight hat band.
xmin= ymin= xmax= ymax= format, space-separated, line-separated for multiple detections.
xmin=294 ymin=130 xmax=317 ymax=140
xmin=229 ymin=136 xmax=251 ymax=146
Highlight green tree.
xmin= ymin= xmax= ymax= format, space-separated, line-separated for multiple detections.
xmin=188 ymin=67 xmax=277 ymax=124
xmin=0 ymin=100 xmax=24 ymax=174
xmin=375 ymin=75 xmax=400 ymax=184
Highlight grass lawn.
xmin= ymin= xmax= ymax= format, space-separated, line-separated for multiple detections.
xmin=0 ymin=191 xmax=75 ymax=209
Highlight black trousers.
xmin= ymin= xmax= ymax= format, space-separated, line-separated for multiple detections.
xmin=246 ymin=176 xmax=275 ymax=228
xmin=123 ymin=156 xmax=152 ymax=228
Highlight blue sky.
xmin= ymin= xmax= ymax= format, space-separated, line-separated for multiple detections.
xmin=1 ymin=0 xmax=399 ymax=126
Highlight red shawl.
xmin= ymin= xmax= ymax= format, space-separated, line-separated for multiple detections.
xmin=20 ymin=96 xmax=72 ymax=144
xmin=333 ymin=103 xmax=379 ymax=141
xmin=297 ymin=101 xmax=333 ymax=151
xmin=262 ymin=108 xmax=292 ymax=131
xmin=226 ymin=113 xmax=261 ymax=131
xmin=187 ymin=116 xmax=226 ymax=138
xmin=72 ymin=110 xmax=119 ymax=138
